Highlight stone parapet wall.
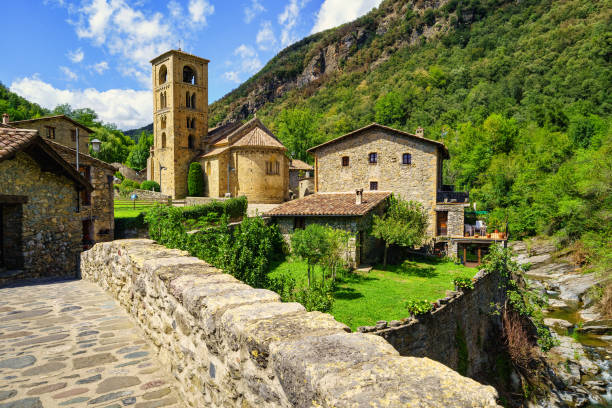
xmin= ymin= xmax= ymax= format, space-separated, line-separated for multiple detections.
xmin=81 ymin=239 xmax=500 ymax=407
xmin=129 ymin=189 xmax=172 ymax=203
xmin=184 ymin=196 xmax=229 ymax=206
xmin=360 ymin=269 xmax=506 ymax=378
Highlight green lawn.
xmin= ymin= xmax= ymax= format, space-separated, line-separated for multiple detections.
xmin=114 ymin=200 xmax=157 ymax=218
xmin=269 ymin=257 xmax=477 ymax=330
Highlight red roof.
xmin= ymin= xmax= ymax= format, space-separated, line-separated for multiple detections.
xmin=265 ymin=192 xmax=391 ymax=217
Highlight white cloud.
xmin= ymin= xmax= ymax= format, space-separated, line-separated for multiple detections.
xmin=278 ymin=0 xmax=308 ymax=47
xmin=256 ymin=21 xmax=276 ymax=50
xmin=90 ymin=61 xmax=109 ymax=74
xmin=223 ymin=71 xmax=241 ymax=83
xmin=188 ymin=0 xmax=214 ymax=25
xmin=234 ymin=44 xmax=262 ymax=73
xmin=311 ymin=0 xmax=382 ymax=33
xmin=10 ymin=75 xmax=151 ymax=130
xmin=244 ymin=0 xmax=265 ymax=23
xmin=67 ymin=48 xmax=84 ymax=63
xmin=60 ymin=66 xmax=78 ymax=81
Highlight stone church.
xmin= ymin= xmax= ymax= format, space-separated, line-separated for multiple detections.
xmin=147 ymin=49 xmax=289 ymax=202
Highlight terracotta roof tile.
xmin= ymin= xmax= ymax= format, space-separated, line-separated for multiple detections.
xmin=289 ymin=159 xmax=313 ymax=171
xmin=233 ymin=126 xmax=285 ymax=149
xmin=265 ymin=191 xmax=391 ymax=217
xmin=0 ymin=128 xmax=39 ymax=161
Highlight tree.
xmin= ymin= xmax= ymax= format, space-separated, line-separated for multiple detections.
xmin=276 ymin=108 xmax=318 ymax=162
xmin=126 ymin=131 xmax=153 ymax=170
xmin=89 ymin=126 xmax=134 ymax=164
xmin=372 ymin=196 xmax=428 ymax=266
xmin=374 ymin=92 xmax=406 ymax=127
xmin=291 ymin=224 xmax=331 ymax=287
xmin=188 ymin=162 xmax=205 ymax=197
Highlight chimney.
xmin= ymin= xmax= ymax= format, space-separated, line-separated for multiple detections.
xmin=2 ymin=113 xmax=8 ymax=125
xmin=356 ymin=188 xmax=363 ymax=205
xmin=416 ymin=126 xmax=424 ymax=137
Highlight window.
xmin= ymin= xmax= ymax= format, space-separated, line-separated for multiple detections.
xmin=161 ymin=132 xmax=166 ymax=148
xmin=191 ymin=93 xmax=196 ymax=109
xmin=266 ymin=160 xmax=280 ymax=175
xmin=191 ymin=118 xmax=196 ymax=129
xmin=402 ymin=153 xmax=412 ymax=165
xmin=160 ymin=116 xmax=166 ymax=129
xmin=183 ymin=66 xmax=196 ymax=84
xmin=158 ymin=65 xmax=167 ymax=85
xmin=160 ymin=91 xmax=166 ymax=109
xmin=45 ymin=126 xmax=56 ymax=139
xmin=294 ymin=217 xmax=306 ymax=230
xmin=369 ymin=181 xmax=378 ymax=190
xmin=368 ymin=152 xmax=377 ymax=164
xmin=188 ymin=135 xmax=195 ymax=149
xmin=186 ymin=91 xmax=191 ymax=108
xmin=341 ymin=156 xmax=349 ymax=167
xmin=70 ymin=129 xmax=77 ymax=142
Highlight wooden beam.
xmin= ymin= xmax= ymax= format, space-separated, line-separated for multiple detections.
xmin=463 ymin=246 xmax=467 ymax=265
xmin=0 ymin=194 xmax=28 ymax=204
xmin=478 ymin=247 xmax=482 ymax=264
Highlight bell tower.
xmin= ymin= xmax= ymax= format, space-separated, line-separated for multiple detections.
xmin=148 ymin=50 xmax=209 ymax=198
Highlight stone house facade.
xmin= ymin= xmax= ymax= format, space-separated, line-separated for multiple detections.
xmin=0 ymin=127 xmax=92 ymax=284
xmin=48 ymin=141 xmax=116 ymax=244
xmin=266 ymin=191 xmax=390 ymax=266
xmin=197 ymin=118 xmax=289 ymax=204
xmin=9 ymin=114 xmax=93 ymax=154
xmin=307 ymin=123 xmax=469 ymax=256
xmin=288 ymin=159 xmax=313 ymax=198
xmin=146 ymin=49 xmax=290 ymax=202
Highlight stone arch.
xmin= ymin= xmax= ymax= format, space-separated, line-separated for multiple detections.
xmin=158 ymin=64 xmax=167 ymax=85
xmin=188 ymin=135 xmax=195 ymax=149
xmin=161 ymin=132 xmax=166 ymax=148
xmin=183 ymin=66 xmax=196 ymax=85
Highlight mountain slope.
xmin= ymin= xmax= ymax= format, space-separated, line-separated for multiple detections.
xmin=0 ymin=82 xmax=49 ymax=122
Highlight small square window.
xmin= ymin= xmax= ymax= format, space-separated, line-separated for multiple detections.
xmin=294 ymin=217 xmax=305 ymax=230
xmin=341 ymin=156 xmax=349 ymax=167
xmin=368 ymin=152 xmax=377 ymax=164
xmin=45 ymin=126 xmax=56 ymax=139
xmin=370 ymin=181 xmax=378 ymax=190
xmin=402 ymin=153 xmax=412 ymax=165
xmin=70 ymin=130 xmax=77 ymax=142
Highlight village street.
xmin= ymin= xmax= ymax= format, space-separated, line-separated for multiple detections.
xmin=0 ymin=279 xmax=183 ymax=408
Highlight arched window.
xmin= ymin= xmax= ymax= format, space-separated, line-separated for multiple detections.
xmin=266 ymin=159 xmax=280 ymax=175
xmin=191 ymin=118 xmax=196 ymax=129
xmin=161 ymin=132 xmax=166 ymax=148
xmin=183 ymin=66 xmax=196 ymax=84
xmin=191 ymin=93 xmax=196 ymax=109
xmin=160 ymin=91 xmax=166 ymax=109
xmin=158 ymin=65 xmax=167 ymax=85
xmin=160 ymin=116 xmax=166 ymax=129
xmin=186 ymin=117 xmax=190 ymax=128
xmin=186 ymin=91 xmax=190 ymax=108
xmin=188 ymin=135 xmax=195 ymax=149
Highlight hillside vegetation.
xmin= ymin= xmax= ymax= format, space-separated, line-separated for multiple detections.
xmin=210 ymin=0 xmax=611 ymax=278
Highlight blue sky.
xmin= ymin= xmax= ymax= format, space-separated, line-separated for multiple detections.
xmin=1 ymin=0 xmax=382 ymax=130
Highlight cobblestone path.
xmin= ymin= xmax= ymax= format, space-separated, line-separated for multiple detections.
xmin=0 ymin=280 xmax=184 ymax=408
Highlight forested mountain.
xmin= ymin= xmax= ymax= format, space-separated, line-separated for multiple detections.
xmin=209 ymin=0 xmax=610 ymax=272
xmin=0 ymin=83 xmax=49 ymax=121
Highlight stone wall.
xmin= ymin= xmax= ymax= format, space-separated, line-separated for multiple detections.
xmin=81 ymin=239 xmax=499 ymax=407
xmin=298 ymin=177 xmax=314 ymax=198
xmin=313 ymin=127 xmax=441 ymax=237
xmin=130 ymin=189 xmax=171 ymax=203
xmin=0 ymin=152 xmax=81 ymax=285
xmin=360 ymin=269 xmax=506 ymax=378
xmin=184 ymin=196 xmax=229 ymax=206
xmin=435 ymin=203 xmax=467 ymax=237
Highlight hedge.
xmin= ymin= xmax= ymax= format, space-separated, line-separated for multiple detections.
xmin=140 ymin=180 xmax=161 ymax=192
xmin=188 ymin=162 xmax=205 ymax=197
xmin=181 ymin=196 xmax=248 ymax=221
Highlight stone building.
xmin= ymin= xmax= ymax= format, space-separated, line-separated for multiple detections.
xmin=9 ymin=114 xmax=92 ymax=154
xmin=197 ymin=118 xmax=289 ymax=203
xmin=266 ymin=190 xmax=390 ymax=266
xmin=146 ymin=49 xmax=290 ymax=202
xmin=307 ymin=123 xmax=474 ymax=258
xmin=0 ymin=126 xmax=92 ymax=284
xmin=9 ymin=114 xmax=116 ymax=245
xmin=289 ymin=159 xmax=313 ymax=198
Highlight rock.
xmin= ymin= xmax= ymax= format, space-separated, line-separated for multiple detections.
xmin=517 ymin=253 xmax=551 ymax=268
xmin=0 ymin=355 xmax=36 ymax=369
xmin=0 ymin=397 xmax=43 ymax=408
xmin=578 ymin=306 xmax=602 ymax=322
xmin=388 ymin=320 xmax=401 ymax=327
xmin=546 ymin=298 xmax=569 ymax=309
xmin=556 ymin=273 xmax=601 ymax=302
xmin=577 ymin=320 xmax=612 ymax=335
xmin=525 ymin=262 xmax=574 ymax=280
xmin=543 ymin=318 xmax=573 ymax=329
xmin=375 ymin=320 xmax=387 ymax=330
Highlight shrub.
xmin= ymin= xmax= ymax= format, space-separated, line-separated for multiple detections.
xmin=118 ymin=178 xmax=140 ymax=197
xmin=454 ymin=276 xmax=475 ymax=290
xmin=140 ymin=180 xmax=160 ymax=192
xmin=405 ymin=299 xmax=433 ymax=317
xmin=292 ymin=282 xmax=335 ymax=312
xmin=114 ymin=213 xmax=146 ymax=238
xmin=187 ymin=162 xmax=205 ymax=197
xmin=181 ymin=196 xmax=247 ymax=221
xmin=114 ymin=171 xmax=124 ymax=181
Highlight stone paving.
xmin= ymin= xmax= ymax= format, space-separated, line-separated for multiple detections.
xmin=0 ymin=279 xmax=185 ymax=408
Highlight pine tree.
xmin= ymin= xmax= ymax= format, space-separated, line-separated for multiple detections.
xmin=187 ymin=162 xmax=205 ymax=197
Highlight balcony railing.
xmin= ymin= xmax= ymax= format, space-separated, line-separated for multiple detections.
xmin=437 ymin=190 xmax=469 ymax=203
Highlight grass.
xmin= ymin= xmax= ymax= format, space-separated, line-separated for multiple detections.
xmin=269 ymin=257 xmax=478 ymax=330
xmin=114 ymin=199 xmax=157 ymax=218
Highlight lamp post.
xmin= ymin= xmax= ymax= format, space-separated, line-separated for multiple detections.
xmin=91 ymin=138 xmax=101 ymax=154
